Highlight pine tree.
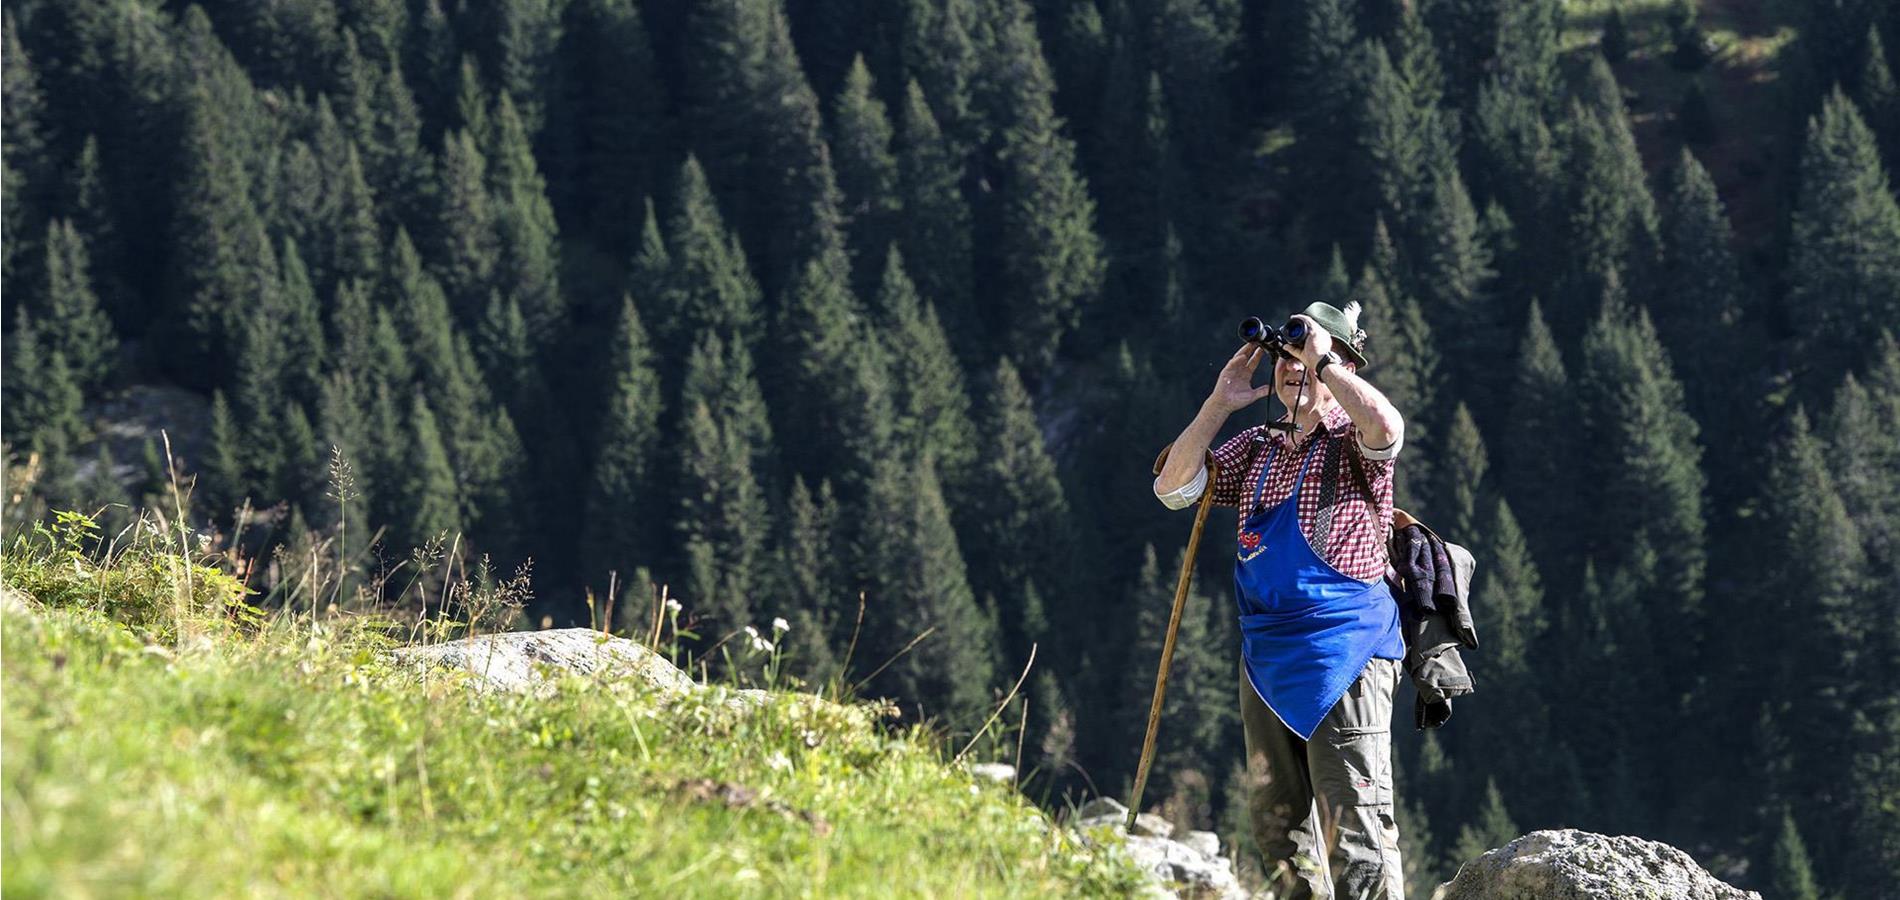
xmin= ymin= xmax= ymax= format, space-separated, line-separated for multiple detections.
xmin=663 ymin=156 xmax=764 ymax=346
xmin=680 ymin=329 xmax=777 ymax=503
xmin=773 ymin=253 xmax=886 ymax=490
xmin=547 ymin=0 xmax=661 ymax=248
xmin=433 ymin=129 xmax=499 ymax=321
xmin=896 ymin=80 xmax=976 ymax=353
xmin=202 ymin=390 xmax=244 ymax=521
xmin=327 ymin=139 xmax=382 ymax=295
xmin=1353 ymin=258 xmax=1436 ymax=512
xmin=1788 ymin=89 xmax=1900 ymax=380
xmin=168 ymin=81 xmax=277 ymax=381
xmin=1413 ymin=167 xmax=1501 ymax=415
xmin=1657 ymin=148 xmax=1745 ymax=426
xmin=1122 ymin=544 xmax=1229 ymax=787
xmin=1768 ymin=808 xmax=1823 ymax=900
xmin=831 ymin=56 xmax=902 ymax=293
xmin=277 ymin=239 xmax=326 ymax=411
xmin=873 ymin=246 xmax=979 ymax=492
xmin=1576 ymin=287 xmax=1706 ymax=696
xmin=857 ymin=453 xmax=995 ymax=727
xmin=1502 ymin=299 xmax=1578 ymax=581
xmin=968 ymin=358 xmax=1078 ymax=659
xmin=1450 ymin=780 xmax=1519 ymax=871
xmin=1438 ymin=403 xmax=1488 ymax=543
xmin=1 ymin=310 xmax=84 ymax=459
xmin=485 ymin=93 xmax=564 ymax=349
xmin=897 ymin=0 xmax=984 ymax=158
xmin=2 ymin=11 xmax=48 ymax=288
xmin=34 ymin=219 xmax=116 ymax=392
xmin=1860 ymin=25 xmax=1900 ymax=168
xmin=1554 ymin=100 xmax=1660 ymax=342
xmin=777 ymin=475 xmax=843 ymax=682
xmin=585 ymin=297 xmax=665 ymax=592
xmin=677 ymin=397 xmax=771 ymax=647
xmin=392 ymin=392 xmax=462 ymax=554
xmin=977 ymin=0 xmax=1105 ymax=379
xmin=68 ymin=135 xmax=131 ymax=330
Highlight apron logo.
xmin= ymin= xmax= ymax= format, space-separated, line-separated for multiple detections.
xmin=1237 ymin=530 xmax=1267 ymax=562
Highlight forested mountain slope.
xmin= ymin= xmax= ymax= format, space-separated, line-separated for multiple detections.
xmin=3 ymin=0 xmax=1897 ymax=894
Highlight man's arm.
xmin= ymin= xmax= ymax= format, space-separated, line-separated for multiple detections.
xmin=1290 ymin=314 xmax=1404 ymax=451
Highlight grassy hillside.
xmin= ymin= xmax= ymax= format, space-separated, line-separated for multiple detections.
xmin=0 ymin=514 xmax=1149 ymax=898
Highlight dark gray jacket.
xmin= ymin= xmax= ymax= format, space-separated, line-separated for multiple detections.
xmin=1386 ymin=514 xmax=1478 ymax=729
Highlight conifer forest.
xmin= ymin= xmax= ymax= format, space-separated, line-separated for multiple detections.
xmin=3 ymin=0 xmax=1898 ymax=894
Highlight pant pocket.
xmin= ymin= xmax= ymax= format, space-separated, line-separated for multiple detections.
xmin=1321 ymin=728 xmax=1392 ymax=807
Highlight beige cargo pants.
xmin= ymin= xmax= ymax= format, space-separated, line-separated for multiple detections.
xmin=1239 ymin=656 xmax=1405 ymax=900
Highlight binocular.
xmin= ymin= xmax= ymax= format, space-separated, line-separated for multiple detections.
xmin=1239 ymin=316 xmax=1308 ymax=358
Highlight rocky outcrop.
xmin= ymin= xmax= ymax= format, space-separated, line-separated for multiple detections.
xmin=1441 ymin=829 xmax=1761 ymax=900
xmin=386 ymin=628 xmax=701 ymax=699
xmin=1071 ymin=797 xmax=1247 ymax=900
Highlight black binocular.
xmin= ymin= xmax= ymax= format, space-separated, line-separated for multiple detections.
xmin=1239 ymin=316 xmax=1309 ymax=358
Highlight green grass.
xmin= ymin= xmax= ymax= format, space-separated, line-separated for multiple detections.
xmin=0 ymin=517 xmax=1151 ymax=898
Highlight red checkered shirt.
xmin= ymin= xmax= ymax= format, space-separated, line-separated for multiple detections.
xmin=1207 ymin=405 xmax=1397 ymax=582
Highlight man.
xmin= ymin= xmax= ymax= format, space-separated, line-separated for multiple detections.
xmin=1151 ymin=302 xmax=1407 ymax=900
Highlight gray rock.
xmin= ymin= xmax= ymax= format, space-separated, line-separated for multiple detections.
xmin=1441 ymin=829 xmax=1761 ymax=900
xmin=1182 ymin=831 xmax=1220 ymax=858
xmin=387 ymin=628 xmax=697 ymax=699
xmin=1070 ymin=797 xmax=1245 ymax=899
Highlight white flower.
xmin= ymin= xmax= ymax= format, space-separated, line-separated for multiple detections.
xmin=744 ymin=625 xmax=759 ymax=640
xmin=772 ymin=617 xmax=790 ymax=633
xmin=750 ymin=636 xmax=774 ymax=653
xmin=664 ymin=598 xmax=682 ymax=613
xmin=767 ymin=751 xmax=792 ymax=772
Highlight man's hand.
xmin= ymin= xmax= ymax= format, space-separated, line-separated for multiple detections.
xmin=1208 ymin=343 xmax=1278 ymax=414
xmin=1289 ymin=314 xmax=1332 ymax=369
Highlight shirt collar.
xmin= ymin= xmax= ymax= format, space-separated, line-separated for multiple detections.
xmin=1266 ymin=404 xmax=1351 ymax=448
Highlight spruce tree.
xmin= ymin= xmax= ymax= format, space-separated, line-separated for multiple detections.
xmin=977 ymin=0 xmax=1105 ymax=379
xmin=896 ymin=81 xmax=976 ymax=354
xmin=485 ymin=93 xmax=564 ymax=349
xmin=857 ymin=453 xmax=995 ymax=728
xmin=873 ymin=246 xmax=979 ymax=493
xmin=69 ymin=135 xmax=131 ymax=330
xmin=679 ymin=329 xmax=777 ymax=503
xmin=547 ymin=0 xmax=661 ymax=249
xmin=1554 ymin=100 xmax=1660 ymax=342
xmin=1768 ymin=808 xmax=1823 ymax=900
xmin=777 ymin=475 xmax=843 ymax=682
xmin=393 ymin=392 xmax=461 ymax=554
xmin=34 ymin=219 xmax=116 ymax=392
xmin=277 ymin=239 xmax=327 ymax=411
xmin=1353 ymin=259 xmax=1436 ymax=512
xmin=169 ymin=81 xmax=277 ymax=380
xmin=1860 ymin=25 xmax=1899 ymax=167
xmin=1438 ymin=403 xmax=1488 ymax=543
xmin=1502 ymin=299 xmax=1578 ymax=581
xmin=1658 ymin=148 xmax=1745 ymax=425
xmin=328 ymin=141 xmax=382 ymax=295
xmin=677 ymin=397 xmax=771 ymax=647
xmin=2 ymin=311 xmax=83 ymax=459
xmin=585 ymin=298 xmax=665 ymax=593
xmin=664 ymin=156 xmax=764 ymax=346
xmin=1788 ymin=89 xmax=1900 ymax=379
xmin=897 ymin=0 xmax=984 ymax=158
xmin=433 ymin=129 xmax=499 ymax=321
xmin=773 ymin=253 xmax=886 ymax=490
xmin=1414 ymin=167 xmax=1502 ymax=416
xmin=2 ymin=11 xmax=47 ymax=288
xmin=202 ymin=390 xmax=244 ymax=522
xmin=831 ymin=56 xmax=902 ymax=292
xmin=1450 ymin=780 xmax=1519 ymax=870
xmin=968 ymin=358 xmax=1078 ymax=659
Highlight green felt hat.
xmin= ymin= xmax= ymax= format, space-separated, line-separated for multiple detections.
xmin=1296 ymin=300 xmax=1370 ymax=369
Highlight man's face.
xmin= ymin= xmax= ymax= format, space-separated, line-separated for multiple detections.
xmin=1271 ymin=349 xmax=1348 ymax=413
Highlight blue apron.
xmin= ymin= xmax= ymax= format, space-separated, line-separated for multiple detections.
xmin=1234 ymin=436 xmax=1405 ymax=741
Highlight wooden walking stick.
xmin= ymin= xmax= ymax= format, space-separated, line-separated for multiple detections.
xmin=1126 ymin=457 xmax=1220 ymax=833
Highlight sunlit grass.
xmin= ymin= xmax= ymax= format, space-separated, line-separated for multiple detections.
xmin=0 ymin=513 xmax=1151 ymax=898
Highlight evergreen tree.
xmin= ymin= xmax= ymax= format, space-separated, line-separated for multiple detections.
xmin=485 ymin=93 xmax=565 ymax=349
xmin=897 ymin=0 xmax=984 ymax=158
xmin=873 ymin=246 xmax=979 ymax=493
xmin=202 ymin=390 xmax=244 ymax=521
xmin=831 ymin=56 xmax=902 ymax=293
xmin=663 ymin=157 xmax=765 ymax=346
xmin=1658 ymin=148 xmax=1745 ymax=427
xmin=168 ymin=81 xmax=278 ymax=382
xmin=33 ymin=219 xmax=116 ymax=392
xmin=1787 ymin=89 xmax=1900 ymax=380
xmin=680 ymin=329 xmax=777 ymax=503
xmin=68 ymin=135 xmax=131 ymax=330
xmin=1413 ymin=167 xmax=1502 ymax=416
xmin=1501 ymin=299 xmax=1578 ymax=581
xmin=1859 ymin=25 xmax=1900 ymax=167
xmin=1121 ymin=544 xmax=1229 ymax=788
xmin=1 ymin=311 xmax=84 ymax=459
xmin=857 ymin=453 xmax=995 ymax=727
xmin=433 ymin=129 xmax=499 ymax=321
xmin=896 ymin=80 xmax=976 ymax=353
xmin=773 ymin=253 xmax=886 ymax=490
xmin=585 ymin=298 xmax=665 ymax=591
xmin=2 ymin=12 xmax=48 ymax=289
xmin=1352 ymin=258 xmax=1436 ymax=513
xmin=1554 ymin=101 xmax=1660 ymax=343
xmin=1450 ymin=780 xmax=1519 ymax=871
xmin=977 ymin=0 xmax=1105 ymax=379
xmin=327 ymin=138 xmax=383 ymax=295
xmin=392 ymin=392 xmax=461 ymax=554
xmin=1768 ymin=809 xmax=1823 ymax=900
xmin=968 ymin=358 xmax=1078 ymax=660
xmin=1438 ymin=403 xmax=1487 ymax=543
xmin=777 ymin=475 xmax=843 ymax=682
xmin=547 ymin=0 xmax=662 ymax=249
xmin=677 ymin=398 xmax=770 ymax=646
xmin=277 ymin=239 xmax=327 ymax=411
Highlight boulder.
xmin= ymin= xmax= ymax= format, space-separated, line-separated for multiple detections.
xmin=1070 ymin=797 xmax=1247 ymax=900
xmin=387 ymin=628 xmax=697 ymax=699
xmin=1441 ymin=829 xmax=1761 ymax=900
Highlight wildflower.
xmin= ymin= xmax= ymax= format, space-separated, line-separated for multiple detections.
xmin=767 ymin=751 xmax=792 ymax=772
xmin=664 ymin=598 xmax=682 ymax=613
xmin=744 ymin=625 xmax=759 ymax=640
xmin=750 ymin=636 xmax=774 ymax=653
xmin=772 ymin=617 xmax=790 ymax=634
